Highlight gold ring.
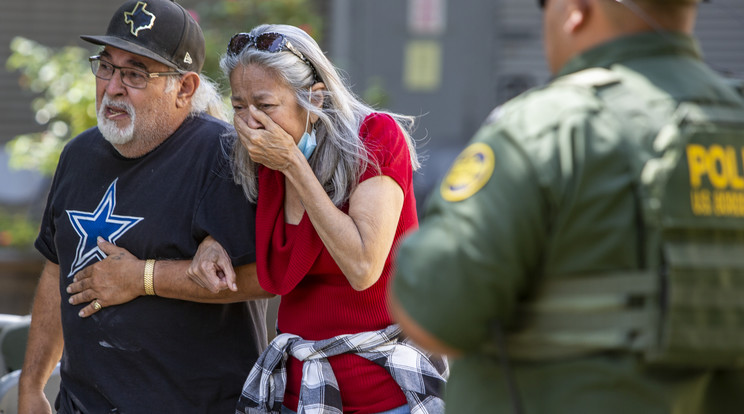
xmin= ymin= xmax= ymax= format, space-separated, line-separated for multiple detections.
xmin=92 ymin=300 xmax=102 ymax=311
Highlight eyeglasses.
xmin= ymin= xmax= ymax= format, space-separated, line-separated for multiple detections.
xmin=227 ymin=32 xmax=319 ymax=82
xmin=89 ymin=56 xmax=182 ymax=89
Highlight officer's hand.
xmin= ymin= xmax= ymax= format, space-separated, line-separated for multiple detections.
xmin=187 ymin=235 xmax=236 ymax=293
xmin=66 ymin=237 xmax=143 ymax=317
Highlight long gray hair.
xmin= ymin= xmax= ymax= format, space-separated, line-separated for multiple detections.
xmin=166 ymin=74 xmax=228 ymax=121
xmin=220 ymin=24 xmax=420 ymax=206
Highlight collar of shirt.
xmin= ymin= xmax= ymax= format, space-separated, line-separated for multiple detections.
xmin=557 ymin=31 xmax=702 ymax=79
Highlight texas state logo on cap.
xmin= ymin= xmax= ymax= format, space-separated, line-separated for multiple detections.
xmin=124 ymin=1 xmax=156 ymax=36
xmin=81 ymin=0 xmax=205 ymax=73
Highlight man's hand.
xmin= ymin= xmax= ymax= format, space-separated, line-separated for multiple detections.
xmin=66 ymin=237 xmax=144 ymax=317
xmin=186 ymin=235 xmax=236 ymax=293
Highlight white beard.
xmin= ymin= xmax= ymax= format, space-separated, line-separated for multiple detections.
xmin=97 ymin=95 xmax=136 ymax=145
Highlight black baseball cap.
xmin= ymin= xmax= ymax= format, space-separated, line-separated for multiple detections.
xmin=81 ymin=0 xmax=205 ymax=73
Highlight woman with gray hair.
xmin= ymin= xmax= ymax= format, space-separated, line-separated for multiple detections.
xmin=188 ymin=24 xmax=447 ymax=414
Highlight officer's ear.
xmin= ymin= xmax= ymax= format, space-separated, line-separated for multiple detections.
xmin=564 ymin=0 xmax=590 ymax=34
xmin=175 ymin=72 xmax=200 ymax=109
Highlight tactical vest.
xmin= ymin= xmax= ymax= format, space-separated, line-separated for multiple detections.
xmin=503 ymin=68 xmax=744 ymax=368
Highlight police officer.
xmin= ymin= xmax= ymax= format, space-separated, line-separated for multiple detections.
xmin=389 ymin=0 xmax=744 ymax=412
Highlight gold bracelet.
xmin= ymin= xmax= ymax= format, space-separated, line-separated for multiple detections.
xmin=144 ymin=259 xmax=156 ymax=296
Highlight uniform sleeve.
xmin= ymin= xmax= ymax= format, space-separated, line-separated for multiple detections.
xmin=193 ymin=139 xmax=257 ymax=267
xmin=359 ymin=113 xmax=412 ymax=191
xmin=392 ymin=123 xmax=547 ymax=352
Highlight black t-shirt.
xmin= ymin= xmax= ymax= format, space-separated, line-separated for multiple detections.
xmin=36 ymin=114 xmax=267 ymax=413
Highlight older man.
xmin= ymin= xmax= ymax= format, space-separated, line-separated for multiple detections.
xmin=18 ymin=1 xmax=271 ymax=413
xmin=391 ymin=0 xmax=744 ymax=413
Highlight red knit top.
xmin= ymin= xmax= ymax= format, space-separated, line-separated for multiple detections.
xmin=255 ymin=113 xmax=418 ymax=413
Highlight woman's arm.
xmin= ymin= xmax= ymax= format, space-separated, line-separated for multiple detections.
xmin=235 ymin=108 xmax=405 ymax=291
xmin=289 ymin=167 xmax=404 ymax=291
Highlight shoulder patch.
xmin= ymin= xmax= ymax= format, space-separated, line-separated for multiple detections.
xmin=440 ymin=142 xmax=495 ymax=202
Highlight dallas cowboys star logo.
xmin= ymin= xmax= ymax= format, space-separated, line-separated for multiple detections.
xmin=66 ymin=179 xmax=143 ymax=278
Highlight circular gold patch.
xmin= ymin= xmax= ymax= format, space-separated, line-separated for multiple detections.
xmin=440 ymin=142 xmax=495 ymax=202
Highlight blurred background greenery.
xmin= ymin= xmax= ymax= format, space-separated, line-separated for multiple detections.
xmin=194 ymin=0 xmax=323 ymax=84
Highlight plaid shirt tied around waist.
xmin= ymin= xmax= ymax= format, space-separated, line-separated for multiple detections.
xmin=236 ymin=324 xmax=449 ymax=414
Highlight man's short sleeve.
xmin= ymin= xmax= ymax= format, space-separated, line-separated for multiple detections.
xmin=194 ymin=157 xmax=257 ymax=267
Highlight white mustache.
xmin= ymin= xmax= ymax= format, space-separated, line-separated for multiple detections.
xmin=97 ymin=95 xmax=136 ymax=145
xmin=100 ymin=95 xmax=134 ymax=117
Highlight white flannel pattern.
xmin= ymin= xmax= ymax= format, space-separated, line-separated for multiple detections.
xmin=236 ymin=324 xmax=449 ymax=414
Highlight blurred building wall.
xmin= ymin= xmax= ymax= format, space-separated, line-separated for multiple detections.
xmin=3 ymin=0 xmax=743 ymax=203
xmin=329 ymin=0 xmax=744 ymax=208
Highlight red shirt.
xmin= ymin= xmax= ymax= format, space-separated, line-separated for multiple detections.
xmin=255 ymin=113 xmax=418 ymax=413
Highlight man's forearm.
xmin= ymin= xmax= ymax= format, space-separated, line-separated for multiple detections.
xmin=19 ymin=261 xmax=64 ymax=398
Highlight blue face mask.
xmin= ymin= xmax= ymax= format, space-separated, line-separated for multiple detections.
xmin=297 ymin=128 xmax=317 ymax=159
xmin=298 ymin=88 xmax=318 ymax=159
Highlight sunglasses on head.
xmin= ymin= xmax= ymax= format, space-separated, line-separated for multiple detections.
xmin=227 ymin=32 xmax=319 ymax=82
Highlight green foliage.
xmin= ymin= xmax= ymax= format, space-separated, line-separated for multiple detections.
xmin=0 ymin=208 xmax=38 ymax=248
xmin=5 ymin=37 xmax=96 ymax=175
xmin=362 ymin=76 xmax=391 ymax=109
xmin=4 ymin=1 xmax=324 ymax=175
xmin=193 ymin=0 xmax=323 ymax=88
xmin=2 ymin=1 xmax=323 ymax=249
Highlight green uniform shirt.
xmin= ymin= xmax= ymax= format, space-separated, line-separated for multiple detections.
xmin=393 ymin=32 xmax=744 ymax=413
